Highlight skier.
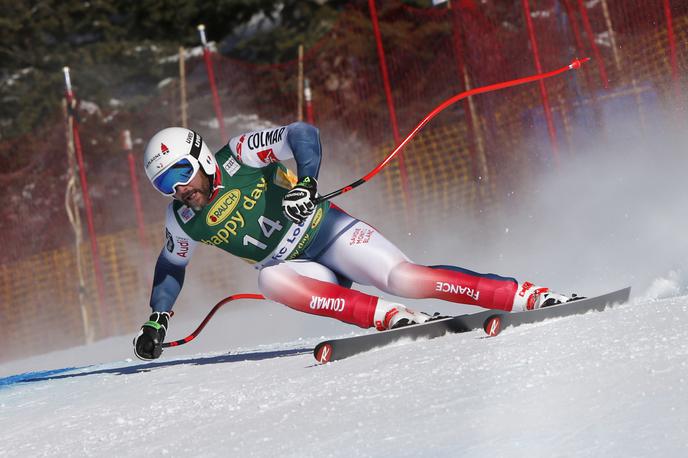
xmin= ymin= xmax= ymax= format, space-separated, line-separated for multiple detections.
xmin=134 ymin=122 xmax=571 ymax=360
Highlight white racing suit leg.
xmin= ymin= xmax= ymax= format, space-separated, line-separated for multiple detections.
xmin=257 ymin=206 xmax=543 ymax=329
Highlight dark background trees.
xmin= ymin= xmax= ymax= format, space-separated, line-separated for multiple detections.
xmin=0 ymin=0 xmax=354 ymax=149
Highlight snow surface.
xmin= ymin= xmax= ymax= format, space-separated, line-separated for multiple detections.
xmin=1 ymin=292 xmax=687 ymax=457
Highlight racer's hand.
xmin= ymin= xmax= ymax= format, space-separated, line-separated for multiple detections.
xmin=282 ymin=177 xmax=318 ymax=224
xmin=133 ymin=312 xmax=170 ymax=361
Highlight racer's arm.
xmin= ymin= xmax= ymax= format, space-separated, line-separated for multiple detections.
xmin=150 ymin=252 xmax=185 ymax=312
xmin=228 ymin=121 xmax=322 ymax=179
xmin=135 ymin=205 xmax=197 ymax=360
xmin=149 ymin=204 xmax=199 ymax=312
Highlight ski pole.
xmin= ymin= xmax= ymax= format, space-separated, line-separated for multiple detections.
xmin=315 ymin=57 xmax=590 ymax=204
xmin=162 ymin=293 xmax=264 ymax=348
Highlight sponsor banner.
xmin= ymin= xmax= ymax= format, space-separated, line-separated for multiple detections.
xmin=309 ymin=296 xmax=346 ymax=312
xmin=222 ymin=156 xmax=241 ymax=176
xmin=253 ymin=209 xmax=317 ymax=269
xmin=350 ymin=228 xmax=374 ymax=245
xmin=435 ymin=281 xmax=480 ymax=301
xmin=245 ymin=127 xmax=286 ymax=151
xmin=257 ymin=148 xmax=278 ymax=164
xmin=206 ymin=189 xmax=241 ymax=226
xmin=174 ymin=237 xmax=191 ymax=258
xmin=177 ymin=205 xmax=195 ymax=223
xmin=310 ymin=207 xmax=323 ymax=229
xmin=235 ymin=127 xmax=286 ymax=158
xmin=166 ymin=228 xmax=191 ymax=259
xmin=199 ymin=177 xmax=268 ymax=247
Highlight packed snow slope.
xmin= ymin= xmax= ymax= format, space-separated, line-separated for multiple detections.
xmin=1 ymin=292 xmax=686 ymax=457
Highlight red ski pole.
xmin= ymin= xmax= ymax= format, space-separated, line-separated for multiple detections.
xmin=315 ymin=58 xmax=590 ymax=204
xmin=163 ymin=293 xmax=264 ymax=348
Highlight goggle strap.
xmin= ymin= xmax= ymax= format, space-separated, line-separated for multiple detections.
xmin=189 ymin=131 xmax=202 ymax=161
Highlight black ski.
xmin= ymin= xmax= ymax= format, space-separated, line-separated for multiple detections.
xmin=313 ymin=287 xmax=631 ymax=363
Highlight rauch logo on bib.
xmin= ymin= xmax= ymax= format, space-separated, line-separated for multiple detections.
xmin=206 ymin=189 xmax=241 ymax=226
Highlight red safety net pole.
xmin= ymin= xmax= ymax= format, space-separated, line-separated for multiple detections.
xmin=198 ymin=25 xmax=227 ymax=140
xmin=521 ymin=0 xmax=560 ymax=165
xmin=122 ymin=129 xmax=151 ymax=262
xmin=449 ymin=6 xmax=482 ymax=182
xmin=368 ymin=0 xmax=413 ymax=220
xmin=576 ymin=0 xmax=609 ymax=89
xmin=63 ymin=66 xmax=109 ymax=335
xmin=560 ymin=0 xmax=595 ymax=90
xmin=663 ymin=0 xmax=682 ymax=103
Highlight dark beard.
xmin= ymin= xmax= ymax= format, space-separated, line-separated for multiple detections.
xmin=180 ymin=173 xmax=211 ymax=210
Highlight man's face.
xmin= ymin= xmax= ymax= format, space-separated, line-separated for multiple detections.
xmin=173 ymin=170 xmax=211 ymax=211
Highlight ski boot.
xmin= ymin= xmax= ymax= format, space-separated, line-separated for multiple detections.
xmin=513 ymin=282 xmax=572 ymax=312
xmin=374 ymin=300 xmax=432 ymax=330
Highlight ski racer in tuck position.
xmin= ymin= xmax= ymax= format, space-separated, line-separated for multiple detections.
xmin=134 ymin=122 xmax=572 ymax=360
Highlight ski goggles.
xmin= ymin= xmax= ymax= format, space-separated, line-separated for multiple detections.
xmin=152 ymin=157 xmax=200 ymax=196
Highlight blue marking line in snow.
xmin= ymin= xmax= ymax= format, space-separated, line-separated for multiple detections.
xmin=0 ymin=347 xmax=311 ymax=388
xmin=0 ymin=367 xmax=83 ymax=388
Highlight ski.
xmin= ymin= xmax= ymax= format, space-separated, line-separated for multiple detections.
xmin=313 ymin=287 xmax=631 ymax=363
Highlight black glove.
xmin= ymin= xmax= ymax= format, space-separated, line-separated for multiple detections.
xmin=282 ymin=176 xmax=318 ymax=224
xmin=133 ymin=312 xmax=170 ymax=361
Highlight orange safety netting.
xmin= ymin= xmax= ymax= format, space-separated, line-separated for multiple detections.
xmin=0 ymin=0 xmax=686 ymax=361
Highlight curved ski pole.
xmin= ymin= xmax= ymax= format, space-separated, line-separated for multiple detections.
xmin=315 ymin=58 xmax=590 ymax=204
xmin=162 ymin=293 xmax=265 ymax=348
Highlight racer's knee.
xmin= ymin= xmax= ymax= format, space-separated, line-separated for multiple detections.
xmin=383 ymin=261 xmax=427 ymax=298
xmin=258 ymin=261 xmax=340 ymax=301
xmin=257 ymin=264 xmax=294 ymax=301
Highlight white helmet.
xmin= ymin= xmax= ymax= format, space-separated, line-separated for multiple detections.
xmin=143 ymin=127 xmax=218 ymax=196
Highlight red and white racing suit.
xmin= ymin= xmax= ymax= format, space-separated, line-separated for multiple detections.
xmin=256 ymin=205 xmax=526 ymax=329
xmin=156 ymin=122 xmax=540 ymax=329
